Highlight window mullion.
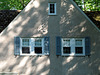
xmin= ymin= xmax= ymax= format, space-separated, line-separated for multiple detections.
xmin=33 ymin=38 xmax=35 ymax=54
xmin=42 ymin=38 xmax=44 ymax=54
xmin=30 ymin=38 xmax=33 ymax=54
xmin=70 ymin=38 xmax=75 ymax=55
xmin=29 ymin=38 xmax=31 ymax=54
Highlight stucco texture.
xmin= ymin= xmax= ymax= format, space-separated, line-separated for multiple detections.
xmin=0 ymin=0 xmax=100 ymax=75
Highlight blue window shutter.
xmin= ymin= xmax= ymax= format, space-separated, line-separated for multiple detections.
xmin=85 ymin=37 xmax=90 ymax=56
xmin=56 ymin=36 xmax=61 ymax=55
xmin=14 ymin=37 xmax=20 ymax=55
xmin=44 ymin=37 xmax=50 ymax=55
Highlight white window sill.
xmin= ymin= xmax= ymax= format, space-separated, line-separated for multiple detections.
xmin=62 ymin=54 xmax=85 ymax=56
xmin=20 ymin=54 xmax=49 ymax=56
xmin=48 ymin=13 xmax=57 ymax=16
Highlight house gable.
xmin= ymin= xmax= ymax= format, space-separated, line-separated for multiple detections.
xmin=0 ymin=0 xmax=100 ymax=75
xmin=0 ymin=0 xmax=100 ymax=37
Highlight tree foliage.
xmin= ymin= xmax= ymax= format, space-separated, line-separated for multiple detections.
xmin=74 ymin=0 xmax=100 ymax=11
xmin=0 ymin=0 xmax=30 ymax=10
xmin=0 ymin=0 xmax=100 ymax=11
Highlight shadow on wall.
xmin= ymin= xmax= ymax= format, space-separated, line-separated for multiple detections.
xmin=0 ymin=0 xmax=50 ymax=75
xmin=60 ymin=0 xmax=100 ymax=75
xmin=0 ymin=0 xmax=100 ymax=75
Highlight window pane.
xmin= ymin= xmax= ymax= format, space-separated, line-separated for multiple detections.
xmin=22 ymin=39 xmax=29 ymax=46
xmin=63 ymin=47 xmax=71 ymax=54
xmin=75 ymin=40 xmax=82 ymax=45
xmin=22 ymin=47 xmax=30 ymax=54
xmin=75 ymin=47 xmax=83 ymax=54
xmin=50 ymin=4 xmax=55 ymax=13
xmin=63 ymin=39 xmax=70 ymax=46
xmin=35 ymin=47 xmax=42 ymax=54
xmin=35 ymin=38 xmax=42 ymax=46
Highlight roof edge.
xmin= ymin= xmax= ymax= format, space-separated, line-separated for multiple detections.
xmin=70 ymin=0 xmax=100 ymax=32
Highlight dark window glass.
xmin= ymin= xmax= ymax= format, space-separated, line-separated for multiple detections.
xmin=22 ymin=47 xmax=30 ymax=54
xmin=63 ymin=47 xmax=71 ymax=54
xmin=75 ymin=47 xmax=83 ymax=54
xmin=50 ymin=4 xmax=55 ymax=13
xmin=35 ymin=47 xmax=42 ymax=54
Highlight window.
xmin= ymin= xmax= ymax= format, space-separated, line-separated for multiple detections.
xmin=21 ymin=38 xmax=30 ymax=54
xmin=19 ymin=37 xmax=49 ymax=55
xmin=48 ymin=3 xmax=56 ymax=15
xmin=62 ymin=38 xmax=71 ymax=54
xmin=75 ymin=39 xmax=83 ymax=54
xmin=21 ymin=38 xmax=43 ymax=55
xmin=34 ymin=38 xmax=43 ymax=54
xmin=62 ymin=38 xmax=85 ymax=56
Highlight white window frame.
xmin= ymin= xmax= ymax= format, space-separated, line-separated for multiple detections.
xmin=20 ymin=38 xmax=44 ymax=55
xmin=62 ymin=38 xmax=85 ymax=56
xmin=20 ymin=38 xmax=31 ymax=55
xmin=33 ymin=38 xmax=44 ymax=55
xmin=62 ymin=38 xmax=71 ymax=55
xmin=48 ymin=3 xmax=56 ymax=15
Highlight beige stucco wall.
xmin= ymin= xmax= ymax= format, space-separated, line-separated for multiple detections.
xmin=0 ymin=0 xmax=100 ymax=75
